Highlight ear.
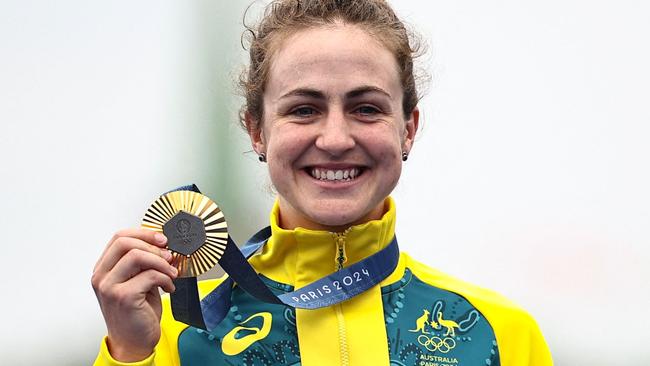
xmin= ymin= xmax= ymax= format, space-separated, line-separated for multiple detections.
xmin=245 ymin=111 xmax=266 ymax=154
xmin=402 ymin=107 xmax=419 ymax=154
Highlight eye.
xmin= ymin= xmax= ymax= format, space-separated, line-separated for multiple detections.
xmin=291 ymin=106 xmax=317 ymax=117
xmin=355 ymin=105 xmax=381 ymax=116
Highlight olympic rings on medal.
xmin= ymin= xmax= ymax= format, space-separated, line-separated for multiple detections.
xmin=417 ymin=335 xmax=456 ymax=353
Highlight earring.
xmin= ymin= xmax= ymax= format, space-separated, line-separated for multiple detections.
xmin=402 ymin=151 xmax=409 ymax=161
xmin=258 ymin=152 xmax=267 ymax=163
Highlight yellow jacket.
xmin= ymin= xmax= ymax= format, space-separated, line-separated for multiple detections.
xmin=95 ymin=198 xmax=552 ymax=365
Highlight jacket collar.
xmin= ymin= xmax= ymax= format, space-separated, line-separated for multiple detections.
xmin=249 ymin=197 xmax=397 ymax=288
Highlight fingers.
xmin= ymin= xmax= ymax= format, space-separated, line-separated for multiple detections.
xmin=126 ymin=269 xmax=176 ymax=294
xmin=107 ymin=248 xmax=177 ymax=284
xmin=94 ymin=234 xmax=170 ymax=276
xmin=99 ymin=270 xmax=175 ymax=313
xmin=110 ymin=228 xmax=168 ymax=249
xmin=95 ymin=228 xmax=168 ymax=270
xmin=92 ymin=229 xmax=178 ymax=300
xmin=93 ymin=248 xmax=178 ymax=304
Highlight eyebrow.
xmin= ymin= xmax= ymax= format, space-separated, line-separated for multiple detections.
xmin=346 ymin=85 xmax=392 ymax=100
xmin=279 ymin=88 xmax=326 ymax=100
xmin=278 ymin=85 xmax=393 ymax=101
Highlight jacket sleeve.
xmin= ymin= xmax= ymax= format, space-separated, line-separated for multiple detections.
xmin=93 ymin=336 xmax=157 ymax=366
xmin=93 ymin=277 xmax=225 ymax=366
xmin=521 ymin=311 xmax=554 ymax=365
xmin=528 ymin=320 xmax=553 ymax=365
xmin=92 ymin=295 xmax=183 ymax=366
xmin=493 ymin=304 xmax=553 ymax=365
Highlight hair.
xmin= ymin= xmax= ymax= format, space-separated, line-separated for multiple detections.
xmin=239 ymin=0 xmax=426 ymax=133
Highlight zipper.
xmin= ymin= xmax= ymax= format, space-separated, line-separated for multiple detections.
xmin=331 ymin=229 xmax=351 ymax=366
xmin=334 ymin=306 xmax=349 ymax=366
xmin=333 ymin=229 xmax=350 ymax=271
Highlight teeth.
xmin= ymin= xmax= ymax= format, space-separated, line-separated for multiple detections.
xmin=310 ymin=168 xmax=361 ymax=182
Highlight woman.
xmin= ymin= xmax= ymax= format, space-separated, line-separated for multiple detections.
xmin=92 ymin=1 xmax=552 ymax=365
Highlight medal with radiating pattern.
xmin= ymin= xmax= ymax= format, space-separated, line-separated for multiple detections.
xmin=141 ymin=190 xmax=228 ymax=277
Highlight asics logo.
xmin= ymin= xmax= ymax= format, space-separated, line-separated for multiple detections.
xmin=221 ymin=312 xmax=272 ymax=356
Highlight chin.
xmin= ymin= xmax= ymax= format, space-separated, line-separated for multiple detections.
xmin=303 ymin=201 xmax=378 ymax=230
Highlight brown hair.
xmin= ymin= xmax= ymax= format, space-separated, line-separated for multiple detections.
xmin=239 ymin=0 xmax=425 ymax=132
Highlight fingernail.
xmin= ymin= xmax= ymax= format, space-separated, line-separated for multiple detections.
xmin=155 ymin=233 xmax=167 ymax=244
xmin=170 ymin=266 xmax=178 ymax=275
xmin=162 ymin=250 xmax=172 ymax=260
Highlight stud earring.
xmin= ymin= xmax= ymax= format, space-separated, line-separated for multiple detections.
xmin=402 ymin=151 xmax=409 ymax=161
xmin=258 ymin=153 xmax=267 ymax=163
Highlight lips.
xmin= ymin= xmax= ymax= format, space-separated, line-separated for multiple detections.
xmin=308 ymin=167 xmax=364 ymax=182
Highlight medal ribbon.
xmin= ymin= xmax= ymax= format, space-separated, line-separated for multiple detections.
xmin=166 ymin=185 xmax=400 ymax=331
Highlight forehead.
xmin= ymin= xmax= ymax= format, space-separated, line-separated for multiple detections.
xmin=266 ymin=24 xmax=401 ymax=99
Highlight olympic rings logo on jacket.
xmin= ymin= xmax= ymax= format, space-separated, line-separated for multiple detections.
xmin=417 ymin=335 xmax=457 ymax=353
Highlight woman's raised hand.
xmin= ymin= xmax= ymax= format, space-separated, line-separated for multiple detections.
xmin=91 ymin=229 xmax=178 ymax=362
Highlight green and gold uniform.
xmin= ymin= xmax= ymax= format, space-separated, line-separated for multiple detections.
xmin=95 ymin=198 xmax=552 ymax=366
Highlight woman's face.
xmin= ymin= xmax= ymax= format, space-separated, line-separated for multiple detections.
xmin=249 ymin=24 xmax=418 ymax=231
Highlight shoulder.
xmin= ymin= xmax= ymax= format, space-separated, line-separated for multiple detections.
xmin=404 ymin=252 xmax=532 ymax=323
xmin=402 ymin=252 xmax=553 ymax=365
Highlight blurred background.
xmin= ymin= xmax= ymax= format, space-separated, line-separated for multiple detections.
xmin=1 ymin=0 xmax=648 ymax=365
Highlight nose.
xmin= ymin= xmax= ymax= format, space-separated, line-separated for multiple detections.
xmin=314 ymin=109 xmax=355 ymax=156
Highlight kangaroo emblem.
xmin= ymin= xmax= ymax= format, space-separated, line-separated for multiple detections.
xmin=409 ymin=309 xmax=431 ymax=334
xmin=437 ymin=311 xmax=460 ymax=337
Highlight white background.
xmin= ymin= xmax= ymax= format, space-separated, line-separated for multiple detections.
xmin=0 ymin=1 xmax=648 ymax=365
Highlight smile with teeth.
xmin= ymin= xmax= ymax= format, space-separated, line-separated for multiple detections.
xmin=309 ymin=167 xmax=362 ymax=182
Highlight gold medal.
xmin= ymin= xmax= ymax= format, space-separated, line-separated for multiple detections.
xmin=141 ymin=190 xmax=228 ymax=277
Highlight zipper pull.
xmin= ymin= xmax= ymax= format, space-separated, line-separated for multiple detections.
xmin=333 ymin=229 xmax=351 ymax=271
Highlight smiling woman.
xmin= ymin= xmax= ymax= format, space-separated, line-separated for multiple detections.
xmin=92 ymin=1 xmax=553 ymax=366
xmin=251 ymin=24 xmax=416 ymax=231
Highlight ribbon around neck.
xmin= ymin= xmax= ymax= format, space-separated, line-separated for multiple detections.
xmin=158 ymin=185 xmax=400 ymax=332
